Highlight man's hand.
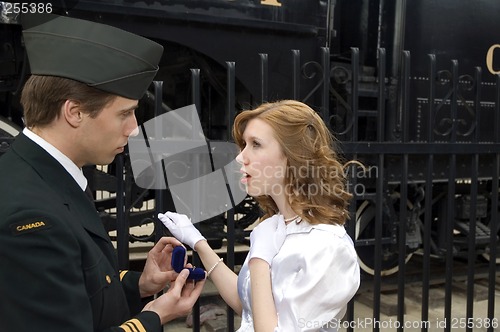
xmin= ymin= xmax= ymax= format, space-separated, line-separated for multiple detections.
xmin=139 ymin=236 xmax=183 ymax=298
xmin=142 ymin=269 xmax=206 ymax=324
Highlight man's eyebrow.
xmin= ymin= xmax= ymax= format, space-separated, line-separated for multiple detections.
xmin=121 ymin=104 xmax=139 ymax=112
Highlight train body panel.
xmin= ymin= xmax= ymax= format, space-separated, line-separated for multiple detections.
xmin=405 ymin=0 xmax=500 ymax=78
xmin=68 ymin=0 xmax=327 ymax=106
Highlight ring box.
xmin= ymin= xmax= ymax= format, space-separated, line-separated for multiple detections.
xmin=171 ymin=246 xmax=206 ymax=280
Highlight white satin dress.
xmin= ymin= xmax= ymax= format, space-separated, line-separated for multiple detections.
xmin=236 ymin=217 xmax=360 ymax=332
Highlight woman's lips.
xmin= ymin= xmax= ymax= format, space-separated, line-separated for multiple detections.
xmin=240 ymin=170 xmax=251 ymax=184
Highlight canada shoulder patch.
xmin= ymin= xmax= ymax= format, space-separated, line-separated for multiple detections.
xmin=10 ymin=219 xmax=52 ymax=236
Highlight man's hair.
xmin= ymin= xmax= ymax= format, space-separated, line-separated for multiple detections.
xmin=21 ymin=75 xmax=116 ymax=128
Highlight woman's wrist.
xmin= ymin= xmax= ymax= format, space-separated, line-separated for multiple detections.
xmin=194 ymin=238 xmax=208 ymax=252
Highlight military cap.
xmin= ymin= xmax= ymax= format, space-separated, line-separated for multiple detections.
xmin=21 ymin=14 xmax=163 ymax=100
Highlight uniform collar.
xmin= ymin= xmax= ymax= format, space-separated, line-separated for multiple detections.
xmin=23 ymin=128 xmax=87 ymax=191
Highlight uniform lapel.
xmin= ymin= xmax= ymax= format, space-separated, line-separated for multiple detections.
xmin=12 ymin=133 xmax=111 ymax=242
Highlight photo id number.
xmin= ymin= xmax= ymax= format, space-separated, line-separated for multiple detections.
xmin=3 ymin=2 xmax=53 ymax=14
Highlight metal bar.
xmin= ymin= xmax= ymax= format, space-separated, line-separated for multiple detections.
xmin=465 ymin=157 xmax=478 ymax=332
xmin=374 ymin=160 xmax=383 ymax=332
xmin=444 ymin=60 xmax=459 ymax=332
xmin=226 ymin=61 xmax=236 ymax=332
xmin=345 ymin=47 xmax=360 ymax=332
xmin=465 ymin=67 xmax=481 ymax=332
xmin=190 ymin=68 xmax=201 ymax=332
xmin=486 ymin=74 xmax=500 ymax=332
xmin=191 ymin=69 xmax=201 ymax=116
xmin=338 ymin=142 xmax=500 ymax=154
xmin=450 ymin=60 xmax=458 ymax=143
xmin=397 ymin=50 xmax=410 ymax=332
xmin=372 ymin=52 xmax=385 ymax=329
xmin=377 ymin=48 xmax=386 ymax=143
xmin=421 ymin=53 xmax=436 ymax=331
xmin=151 ymin=80 xmax=168 ymax=305
xmin=191 ymin=67 xmax=202 ymax=209
xmin=346 ymin=163 xmax=356 ymax=332
xmin=402 ymin=51 xmax=410 ymax=144
xmin=259 ymin=53 xmax=268 ymax=103
xmin=115 ymin=153 xmax=128 ymax=269
xmin=325 ymin=0 xmax=334 ymax=48
xmin=397 ymin=161 xmax=408 ymax=331
xmin=292 ymin=49 xmax=300 ymax=100
xmin=355 ymin=236 xmax=396 ymax=246
xmin=473 ymin=67 xmax=482 ymax=144
xmin=351 ymin=48 xmax=359 ymax=142
xmin=321 ymin=47 xmax=330 ymax=127
xmin=153 ymin=81 xmax=165 ymax=244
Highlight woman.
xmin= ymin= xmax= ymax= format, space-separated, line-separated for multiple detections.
xmin=159 ymin=100 xmax=360 ymax=331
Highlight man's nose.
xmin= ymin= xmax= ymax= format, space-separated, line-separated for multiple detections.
xmin=129 ymin=126 xmax=140 ymax=137
xmin=127 ymin=116 xmax=139 ymax=137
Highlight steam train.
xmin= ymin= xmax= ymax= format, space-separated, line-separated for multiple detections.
xmin=1 ymin=0 xmax=499 ymax=275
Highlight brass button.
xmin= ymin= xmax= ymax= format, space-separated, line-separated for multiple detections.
xmin=105 ymin=275 xmax=112 ymax=284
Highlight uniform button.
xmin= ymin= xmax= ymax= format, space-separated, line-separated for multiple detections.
xmin=105 ymin=275 xmax=112 ymax=284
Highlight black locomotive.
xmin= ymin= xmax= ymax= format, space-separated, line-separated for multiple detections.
xmin=1 ymin=0 xmax=499 ymax=275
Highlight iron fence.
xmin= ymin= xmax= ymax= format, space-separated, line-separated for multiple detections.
xmin=109 ymin=46 xmax=500 ymax=332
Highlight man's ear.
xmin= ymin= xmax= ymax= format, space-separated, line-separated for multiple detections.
xmin=63 ymin=100 xmax=83 ymax=128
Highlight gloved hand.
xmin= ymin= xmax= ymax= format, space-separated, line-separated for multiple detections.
xmin=248 ymin=214 xmax=287 ymax=266
xmin=158 ymin=212 xmax=206 ymax=250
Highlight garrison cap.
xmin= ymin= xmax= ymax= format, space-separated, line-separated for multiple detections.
xmin=21 ymin=14 xmax=163 ymax=100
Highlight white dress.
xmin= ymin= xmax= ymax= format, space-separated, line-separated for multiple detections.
xmin=237 ymin=217 xmax=360 ymax=332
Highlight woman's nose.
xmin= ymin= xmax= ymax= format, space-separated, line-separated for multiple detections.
xmin=236 ymin=149 xmax=247 ymax=165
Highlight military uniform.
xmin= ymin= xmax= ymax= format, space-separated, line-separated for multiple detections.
xmin=0 ymin=14 xmax=164 ymax=331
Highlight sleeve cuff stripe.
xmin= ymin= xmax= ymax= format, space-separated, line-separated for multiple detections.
xmin=119 ymin=323 xmax=133 ymax=332
xmin=120 ymin=318 xmax=146 ymax=332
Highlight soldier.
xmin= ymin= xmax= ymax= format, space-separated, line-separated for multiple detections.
xmin=0 ymin=14 xmax=205 ymax=331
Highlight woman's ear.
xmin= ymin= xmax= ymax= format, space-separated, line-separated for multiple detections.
xmin=62 ymin=100 xmax=83 ymax=128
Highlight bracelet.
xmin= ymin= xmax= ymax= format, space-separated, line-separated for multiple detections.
xmin=207 ymin=258 xmax=223 ymax=278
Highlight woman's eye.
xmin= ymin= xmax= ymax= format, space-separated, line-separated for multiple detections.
xmin=252 ymin=140 xmax=260 ymax=147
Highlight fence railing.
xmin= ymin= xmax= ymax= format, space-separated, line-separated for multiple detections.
xmin=108 ymin=47 xmax=500 ymax=331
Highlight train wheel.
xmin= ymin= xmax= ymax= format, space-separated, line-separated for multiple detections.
xmin=355 ymin=193 xmax=414 ymax=276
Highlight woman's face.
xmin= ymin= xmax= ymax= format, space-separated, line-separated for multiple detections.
xmin=236 ymin=118 xmax=287 ymax=199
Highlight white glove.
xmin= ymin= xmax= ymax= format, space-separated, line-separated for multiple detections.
xmin=158 ymin=212 xmax=206 ymax=250
xmin=248 ymin=214 xmax=287 ymax=266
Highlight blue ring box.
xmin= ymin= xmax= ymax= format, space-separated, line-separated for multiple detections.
xmin=171 ymin=246 xmax=206 ymax=280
